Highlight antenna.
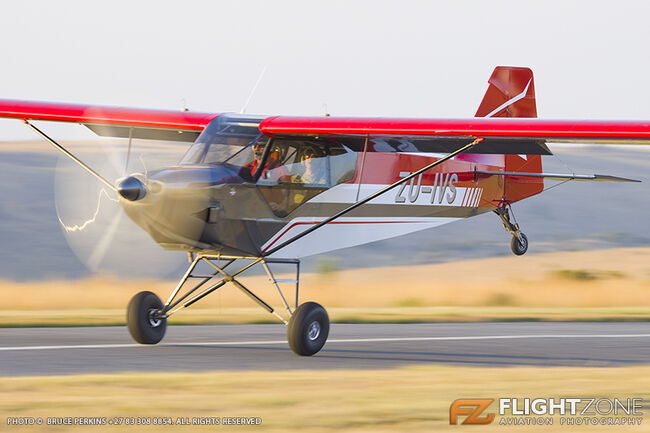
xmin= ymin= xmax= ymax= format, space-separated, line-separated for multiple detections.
xmin=241 ymin=66 xmax=267 ymax=114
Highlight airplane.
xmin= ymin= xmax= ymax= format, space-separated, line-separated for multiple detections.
xmin=0 ymin=66 xmax=646 ymax=356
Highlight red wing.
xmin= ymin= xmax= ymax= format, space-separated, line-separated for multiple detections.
xmin=0 ymin=99 xmax=220 ymax=142
xmin=259 ymin=116 xmax=650 ymax=144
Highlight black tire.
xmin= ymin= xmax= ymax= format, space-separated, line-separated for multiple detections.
xmin=127 ymin=291 xmax=167 ymax=344
xmin=511 ymin=233 xmax=528 ymax=256
xmin=287 ymin=302 xmax=329 ymax=356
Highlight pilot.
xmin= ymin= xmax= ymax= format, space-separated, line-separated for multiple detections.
xmin=238 ymin=141 xmax=265 ymax=182
xmin=238 ymin=141 xmax=284 ymax=182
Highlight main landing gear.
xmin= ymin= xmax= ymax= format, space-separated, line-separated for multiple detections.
xmin=494 ymin=206 xmax=528 ymax=256
xmin=127 ymin=291 xmax=167 ymax=344
xmin=126 ymin=255 xmax=330 ymax=356
xmin=287 ymin=302 xmax=329 ymax=356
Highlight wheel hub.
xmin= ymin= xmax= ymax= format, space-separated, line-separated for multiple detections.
xmin=307 ymin=320 xmax=321 ymax=341
xmin=147 ymin=309 xmax=162 ymax=327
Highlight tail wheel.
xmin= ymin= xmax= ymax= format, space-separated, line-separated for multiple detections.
xmin=127 ymin=291 xmax=167 ymax=344
xmin=511 ymin=233 xmax=528 ymax=256
xmin=287 ymin=302 xmax=329 ymax=356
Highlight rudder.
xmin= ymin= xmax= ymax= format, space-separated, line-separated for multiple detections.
xmin=476 ymin=66 xmax=543 ymax=204
xmin=475 ymin=66 xmax=537 ymax=118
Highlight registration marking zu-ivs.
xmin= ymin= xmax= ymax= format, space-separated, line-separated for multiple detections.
xmin=394 ymin=172 xmax=482 ymax=207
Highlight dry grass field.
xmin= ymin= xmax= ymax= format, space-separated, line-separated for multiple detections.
xmin=2 ymin=365 xmax=650 ymax=432
xmin=2 ymin=247 xmax=650 ymax=326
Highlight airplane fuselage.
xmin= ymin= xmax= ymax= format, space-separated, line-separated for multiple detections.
xmin=118 ymin=115 xmax=543 ymax=258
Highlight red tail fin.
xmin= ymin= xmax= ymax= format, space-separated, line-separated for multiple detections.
xmin=476 ymin=66 xmax=542 ymax=203
xmin=476 ymin=66 xmax=536 ymax=118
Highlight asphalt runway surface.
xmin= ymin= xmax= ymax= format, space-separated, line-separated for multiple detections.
xmin=2 ymin=322 xmax=650 ymax=376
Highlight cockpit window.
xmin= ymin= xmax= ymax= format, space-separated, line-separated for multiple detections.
xmin=256 ymin=139 xmax=356 ymax=187
xmin=256 ymin=138 xmax=358 ymax=217
xmin=179 ymin=114 xmax=265 ymax=166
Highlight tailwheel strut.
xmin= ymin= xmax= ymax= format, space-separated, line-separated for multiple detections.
xmin=125 ymin=254 xmax=329 ymax=356
xmin=494 ymin=205 xmax=528 ymax=256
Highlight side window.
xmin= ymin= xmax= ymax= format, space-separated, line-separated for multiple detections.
xmin=284 ymin=146 xmax=330 ymax=186
xmin=257 ymin=140 xmax=356 ymax=187
xmin=256 ymin=139 xmax=357 ymax=217
xmin=329 ymin=145 xmax=356 ymax=184
xmin=257 ymin=141 xmax=300 ymax=185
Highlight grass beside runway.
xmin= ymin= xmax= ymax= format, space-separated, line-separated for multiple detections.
xmin=2 ymin=247 xmax=650 ymax=326
xmin=2 ymin=366 xmax=650 ymax=432
xmin=3 ymin=306 xmax=650 ymax=327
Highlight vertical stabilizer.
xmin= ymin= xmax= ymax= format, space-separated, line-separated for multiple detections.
xmin=475 ymin=66 xmax=537 ymax=118
xmin=476 ymin=66 xmax=542 ymax=203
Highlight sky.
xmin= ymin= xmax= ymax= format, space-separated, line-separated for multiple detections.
xmin=1 ymin=0 xmax=650 ymax=141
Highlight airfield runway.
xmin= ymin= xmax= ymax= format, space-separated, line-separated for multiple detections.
xmin=1 ymin=322 xmax=650 ymax=375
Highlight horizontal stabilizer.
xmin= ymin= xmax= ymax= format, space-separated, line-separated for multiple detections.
xmin=475 ymin=171 xmax=640 ymax=182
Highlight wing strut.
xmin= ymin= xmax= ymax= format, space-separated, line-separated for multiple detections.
xmin=262 ymin=137 xmax=483 ymax=257
xmin=23 ymin=120 xmax=117 ymax=192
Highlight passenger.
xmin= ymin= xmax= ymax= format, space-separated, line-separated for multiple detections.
xmin=292 ymin=148 xmax=327 ymax=185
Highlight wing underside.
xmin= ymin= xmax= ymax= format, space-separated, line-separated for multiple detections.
xmin=84 ymin=123 xmax=200 ymax=142
xmin=290 ymin=134 xmax=553 ymax=155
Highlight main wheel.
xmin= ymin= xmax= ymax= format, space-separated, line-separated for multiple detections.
xmin=127 ymin=291 xmax=167 ymax=344
xmin=511 ymin=233 xmax=528 ymax=256
xmin=287 ymin=302 xmax=329 ymax=356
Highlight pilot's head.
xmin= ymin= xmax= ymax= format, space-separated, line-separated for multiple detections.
xmin=253 ymin=141 xmax=265 ymax=161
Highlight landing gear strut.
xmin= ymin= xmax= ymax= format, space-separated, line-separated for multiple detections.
xmin=125 ymin=255 xmax=329 ymax=356
xmin=494 ymin=206 xmax=528 ymax=256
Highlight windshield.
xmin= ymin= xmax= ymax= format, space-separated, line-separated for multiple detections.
xmin=180 ymin=114 xmax=266 ymax=166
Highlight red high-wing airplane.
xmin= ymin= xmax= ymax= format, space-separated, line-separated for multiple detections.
xmin=0 ymin=66 xmax=645 ymax=355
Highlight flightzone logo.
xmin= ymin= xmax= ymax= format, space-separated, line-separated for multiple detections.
xmin=450 ymin=399 xmax=495 ymax=425
xmin=450 ymin=398 xmax=644 ymax=426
